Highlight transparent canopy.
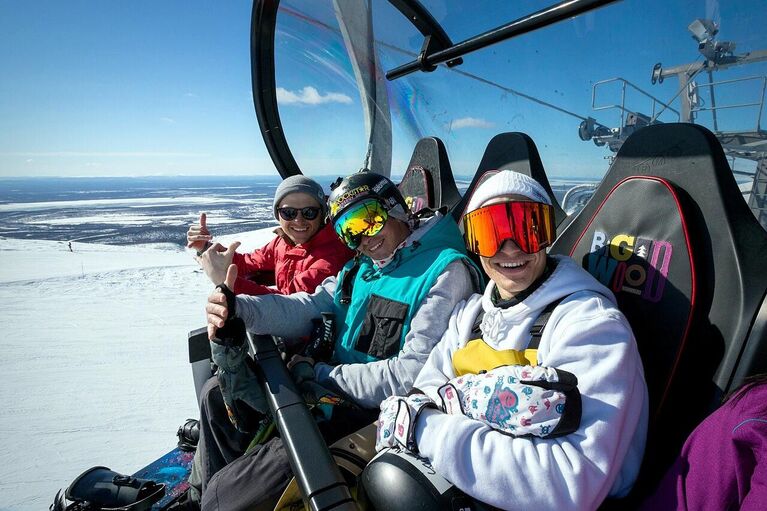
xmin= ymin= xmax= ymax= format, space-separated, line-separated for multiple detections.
xmin=272 ymin=0 xmax=767 ymax=188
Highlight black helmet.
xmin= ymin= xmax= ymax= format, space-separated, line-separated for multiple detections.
xmin=328 ymin=170 xmax=409 ymax=226
xmin=360 ymin=449 xmax=494 ymax=511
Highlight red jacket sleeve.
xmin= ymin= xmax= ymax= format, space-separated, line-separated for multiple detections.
xmin=232 ymin=235 xmax=279 ymax=295
xmin=287 ymin=258 xmax=342 ymax=294
xmin=234 ymin=278 xmax=280 ymax=296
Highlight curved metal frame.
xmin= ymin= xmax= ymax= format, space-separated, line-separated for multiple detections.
xmin=251 ymin=0 xmax=300 ymax=179
xmin=251 ymin=0 xmax=621 ymax=178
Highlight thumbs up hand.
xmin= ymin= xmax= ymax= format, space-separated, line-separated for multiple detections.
xmin=187 ymin=212 xmax=213 ymax=252
xmin=207 ymin=264 xmax=238 ymax=340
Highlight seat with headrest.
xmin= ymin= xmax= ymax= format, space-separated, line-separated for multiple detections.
xmin=550 ymin=122 xmax=767 ymax=497
xmin=397 ymin=137 xmax=461 ymax=214
xmin=451 ymin=132 xmax=567 ymax=226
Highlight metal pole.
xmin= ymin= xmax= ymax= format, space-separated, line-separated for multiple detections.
xmin=707 ymin=70 xmax=719 ymax=132
xmin=249 ymin=333 xmax=357 ymax=510
xmin=386 ymin=0 xmax=621 ymax=80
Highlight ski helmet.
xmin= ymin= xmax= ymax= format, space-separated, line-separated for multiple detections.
xmin=360 ymin=449 xmax=492 ymax=511
xmin=328 ymin=171 xmax=410 ymax=226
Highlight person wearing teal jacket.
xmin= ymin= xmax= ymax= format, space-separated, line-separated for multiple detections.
xmin=191 ymin=171 xmax=482 ymax=510
xmin=332 ymin=202 xmax=471 ymax=363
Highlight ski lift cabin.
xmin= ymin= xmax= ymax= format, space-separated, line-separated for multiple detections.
xmin=240 ymin=1 xmax=767 ymax=509
xmin=52 ymin=1 xmax=767 ymax=510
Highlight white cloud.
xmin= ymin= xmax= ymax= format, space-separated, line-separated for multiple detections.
xmin=184 ymin=92 xmax=198 ymax=98
xmin=276 ymin=86 xmax=352 ymax=106
xmin=450 ymin=117 xmax=495 ymax=130
xmin=160 ymin=117 xmax=176 ymax=124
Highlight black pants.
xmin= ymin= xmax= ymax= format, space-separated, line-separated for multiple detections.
xmin=196 ymin=376 xmax=377 ymax=511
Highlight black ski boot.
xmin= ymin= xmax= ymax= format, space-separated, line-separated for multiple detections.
xmin=177 ymin=418 xmax=200 ymax=452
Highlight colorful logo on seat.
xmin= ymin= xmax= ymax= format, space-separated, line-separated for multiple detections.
xmin=404 ymin=195 xmax=426 ymax=213
xmin=587 ymin=231 xmax=673 ymax=302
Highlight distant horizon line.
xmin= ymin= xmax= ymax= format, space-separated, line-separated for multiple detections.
xmin=0 ymin=173 xmax=602 ymax=183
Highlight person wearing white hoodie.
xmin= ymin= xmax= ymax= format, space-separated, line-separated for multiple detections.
xmin=376 ymin=170 xmax=649 ymax=511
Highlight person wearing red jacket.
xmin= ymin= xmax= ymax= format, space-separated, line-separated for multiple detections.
xmin=187 ymin=175 xmax=354 ymax=295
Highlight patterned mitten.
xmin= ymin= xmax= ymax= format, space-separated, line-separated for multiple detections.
xmin=438 ymin=365 xmax=580 ymax=438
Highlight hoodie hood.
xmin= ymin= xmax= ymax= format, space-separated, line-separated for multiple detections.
xmin=479 ymin=255 xmax=616 ymax=345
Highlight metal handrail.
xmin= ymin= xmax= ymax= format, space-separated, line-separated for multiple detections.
xmin=591 ymin=77 xmax=680 ymax=134
xmin=690 ymin=75 xmax=767 ymax=132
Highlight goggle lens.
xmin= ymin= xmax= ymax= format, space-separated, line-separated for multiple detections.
xmin=463 ymin=201 xmax=555 ymax=257
xmin=278 ymin=206 xmax=321 ymax=221
xmin=333 ymin=199 xmax=388 ymax=249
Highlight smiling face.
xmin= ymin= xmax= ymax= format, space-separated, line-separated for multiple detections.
xmin=277 ymin=192 xmax=324 ymax=245
xmin=479 ymin=195 xmax=548 ymax=299
xmin=357 ymin=216 xmax=410 ymax=260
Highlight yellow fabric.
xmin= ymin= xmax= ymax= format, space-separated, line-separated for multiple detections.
xmin=452 ymin=338 xmax=538 ymax=376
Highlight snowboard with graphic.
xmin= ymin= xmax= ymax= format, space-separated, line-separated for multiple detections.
xmin=132 ymin=447 xmax=195 ymax=509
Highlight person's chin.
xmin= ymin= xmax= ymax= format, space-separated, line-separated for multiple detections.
xmin=361 ymin=238 xmax=387 ymax=258
xmin=493 ymin=267 xmax=535 ymax=296
xmin=497 ymin=279 xmax=530 ymax=297
xmin=288 ymin=227 xmax=314 ymax=244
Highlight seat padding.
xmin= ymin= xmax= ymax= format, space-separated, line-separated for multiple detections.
xmin=566 ymin=176 xmax=696 ymax=422
xmin=552 ymin=122 xmax=767 ymax=497
xmin=452 ymin=132 xmax=567 ymax=226
xmin=398 ymin=137 xmax=460 ymax=213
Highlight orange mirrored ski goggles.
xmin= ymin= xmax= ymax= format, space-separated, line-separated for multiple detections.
xmin=463 ymin=201 xmax=556 ymax=257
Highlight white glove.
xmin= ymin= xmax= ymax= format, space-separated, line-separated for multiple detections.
xmin=376 ymin=393 xmax=437 ymax=452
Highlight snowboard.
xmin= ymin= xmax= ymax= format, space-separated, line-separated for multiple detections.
xmin=132 ymin=446 xmax=195 ymax=510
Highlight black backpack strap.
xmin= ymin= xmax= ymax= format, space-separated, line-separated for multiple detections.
xmin=339 ymin=257 xmax=362 ymax=305
xmin=528 ymin=296 xmax=567 ymax=350
xmin=470 ymin=295 xmax=569 ymax=348
xmin=471 ymin=310 xmax=485 ymax=336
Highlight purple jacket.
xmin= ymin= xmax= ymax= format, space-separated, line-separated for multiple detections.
xmin=642 ymin=381 xmax=767 ymax=510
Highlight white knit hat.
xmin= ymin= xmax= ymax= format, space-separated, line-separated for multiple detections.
xmin=466 ymin=170 xmax=552 ymax=213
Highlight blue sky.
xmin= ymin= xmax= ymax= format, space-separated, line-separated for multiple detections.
xmin=1 ymin=1 xmax=765 ymax=179
xmin=1 ymin=1 xmax=261 ymax=177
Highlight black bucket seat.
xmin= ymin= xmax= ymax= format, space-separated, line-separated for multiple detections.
xmin=397 ymin=136 xmax=461 ymax=213
xmin=550 ymin=122 xmax=767 ymax=498
xmin=452 ymin=132 xmax=567 ymax=227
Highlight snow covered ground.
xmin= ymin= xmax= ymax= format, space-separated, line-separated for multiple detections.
xmin=0 ymin=229 xmax=275 ymax=510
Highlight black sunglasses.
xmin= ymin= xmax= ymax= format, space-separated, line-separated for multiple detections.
xmin=278 ymin=206 xmax=321 ymax=221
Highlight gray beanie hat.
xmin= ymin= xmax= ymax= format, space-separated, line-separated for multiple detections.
xmin=272 ymin=175 xmax=328 ymax=219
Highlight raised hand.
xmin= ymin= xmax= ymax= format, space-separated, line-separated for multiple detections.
xmin=187 ymin=212 xmax=213 ymax=252
xmin=206 ymin=264 xmax=238 ymax=340
xmin=197 ymin=241 xmax=241 ymax=285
